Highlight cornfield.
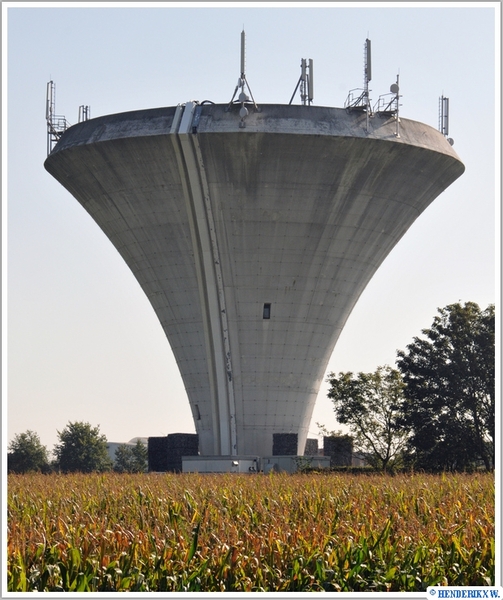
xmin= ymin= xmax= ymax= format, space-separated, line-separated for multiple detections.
xmin=7 ymin=471 xmax=494 ymax=592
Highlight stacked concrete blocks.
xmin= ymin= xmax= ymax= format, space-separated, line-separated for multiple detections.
xmin=324 ymin=435 xmax=353 ymax=467
xmin=272 ymin=433 xmax=298 ymax=456
xmin=148 ymin=433 xmax=199 ymax=472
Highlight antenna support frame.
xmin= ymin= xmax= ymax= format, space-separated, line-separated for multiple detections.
xmin=226 ymin=30 xmax=259 ymax=124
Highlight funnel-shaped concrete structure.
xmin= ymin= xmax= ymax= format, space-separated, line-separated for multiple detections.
xmin=44 ymin=103 xmax=464 ymax=457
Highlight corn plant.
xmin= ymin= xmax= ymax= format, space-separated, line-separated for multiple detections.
xmin=7 ymin=471 xmax=494 ymax=592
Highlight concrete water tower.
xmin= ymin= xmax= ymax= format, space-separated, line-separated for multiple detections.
xmin=44 ymin=35 xmax=464 ymax=462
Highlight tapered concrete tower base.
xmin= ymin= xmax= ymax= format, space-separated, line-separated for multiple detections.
xmin=44 ymin=103 xmax=464 ymax=457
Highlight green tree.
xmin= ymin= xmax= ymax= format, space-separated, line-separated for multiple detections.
xmin=114 ymin=440 xmax=148 ymax=473
xmin=114 ymin=444 xmax=133 ymax=473
xmin=396 ymin=302 xmax=494 ymax=471
xmin=53 ymin=421 xmax=112 ymax=473
xmin=8 ymin=430 xmax=50 ymax=473
xmin=131 ymin=440 xmax=148 ymax=472
xmin=326 ymin=365 xmax=409 ymax=471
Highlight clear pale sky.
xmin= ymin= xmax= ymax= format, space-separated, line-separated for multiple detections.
xmin=4 ymin=2 xmax=499 ymax=456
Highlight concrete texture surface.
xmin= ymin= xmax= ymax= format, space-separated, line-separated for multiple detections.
xmin=44 ymin=103 xmax=465 ymax=457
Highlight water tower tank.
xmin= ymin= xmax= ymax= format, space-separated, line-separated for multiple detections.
xmin=44 ymin=102 xmax=464 ymax=457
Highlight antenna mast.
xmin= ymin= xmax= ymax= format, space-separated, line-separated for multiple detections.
xmin=439 ymin=95 xmax=449 ymax=136
xmin=392 ymin=74 xmax=400 ymax=137
xmin=46 ymin=81 xmax=70 ymax=156
xmin=289 ymin=58 xmax=314 ymax=105
xmin=439 ymin=95 xmax=454 ymax=145
xmin=344 ymin=38 xmax=373 ymax=131
xmin=78 ymin=105 xmax=91 ymax=123
xmin=227 ymin=30 xmax=259 ymax=123
xmin=364 ymin=38 xmax=371 ymax=130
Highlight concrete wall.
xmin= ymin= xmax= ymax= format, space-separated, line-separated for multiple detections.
xmin=45 ymin=103 xmax=464 ymax=457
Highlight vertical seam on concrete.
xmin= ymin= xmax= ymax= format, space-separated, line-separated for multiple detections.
xmin=190 ymin=134 xmax=238 ymax=456
xmin=170 ymin=105 xmax=221 ymax=454
xmin=172 ymin=102 xmax=237 ymax=456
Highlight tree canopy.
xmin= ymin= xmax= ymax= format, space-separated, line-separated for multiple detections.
xmin=396 ymin=302 xmax=494 ymax=471
xmin=8 ymin=430 xmax=50 ymax=473
xmin=53 ymin=421 xmax=112 ymax=473
xmin=114 ymin=440 xmax=148 ymax=473
xmin=326 ymin=365 xmax=409 ymax=471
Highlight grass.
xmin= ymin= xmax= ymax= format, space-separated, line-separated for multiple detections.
xmin=7 ymin=471 xmax=495 ymax=592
